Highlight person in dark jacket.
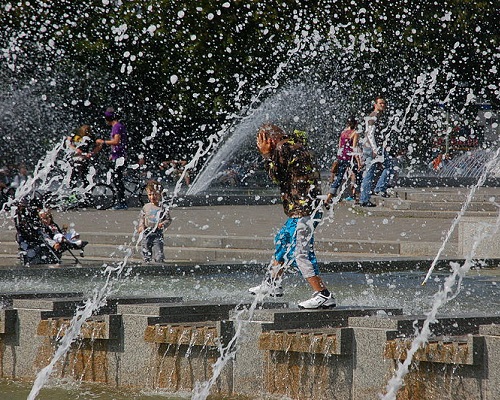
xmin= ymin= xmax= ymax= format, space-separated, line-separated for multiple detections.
xmin=248 ymin=123 xmax=336 ymax=309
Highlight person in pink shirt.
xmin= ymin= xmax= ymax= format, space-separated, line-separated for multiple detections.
xmin=325 ymin=116 xmax=363 ymax=206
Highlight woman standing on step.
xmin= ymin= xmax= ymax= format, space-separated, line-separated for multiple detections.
xmin=325 ymin=116 xmax=363 ymax=206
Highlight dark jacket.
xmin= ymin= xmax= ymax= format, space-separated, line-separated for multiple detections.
xmin=264 ymin=137 xmax=322 ymax=218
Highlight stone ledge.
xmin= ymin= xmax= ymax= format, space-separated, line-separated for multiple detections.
xmin=144 ymin=323 xmax=218 ymax=346
xmin=147 ymin=301 xmax=286 ymax=325
xmin=351 ymin=314 xmax=500 ymax=338
xmin=37 ymin=314 xmax=122 ymax=340
xmin=257 ymin=307 xmax=403 ymax=331
xmin=0 ymin=308 xmax=17 ymax=334
xmin=384 ymin=335 xmax=476 ymax=365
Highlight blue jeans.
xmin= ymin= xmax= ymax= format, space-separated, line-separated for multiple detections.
xmin=374 ymin=155 xmax=396 ymax=194
xmin=360 ymin=149 xmax=380 ymax=203
xmin=141 ymin=229 xmax=164 ymax=262
xmin=329 ymin=159 xmax=362 ymax=195
xmin=329 ymin=159 xmax=350 ymax=194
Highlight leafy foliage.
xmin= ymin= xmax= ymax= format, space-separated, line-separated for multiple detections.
xmin=0 ymin=0 xmax=498 ymax=171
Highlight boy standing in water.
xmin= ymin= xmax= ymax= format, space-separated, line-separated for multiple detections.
xmin=138 ymin=180 xmax=171 ymax=263
xmin=248 ymin=123 xmax=336 ymax=309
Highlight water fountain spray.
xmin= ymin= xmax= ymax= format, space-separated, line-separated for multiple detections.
xmin=381 ymin=146 xmax=500 ymax=399
xmin=22 ymin=13 xmax=320 ymax=400
xmin=422 ymin=145 xmax=500 ymax=285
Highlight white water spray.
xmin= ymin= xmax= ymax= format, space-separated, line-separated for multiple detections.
xmin=382 ymin=146 xmax=500 ymax=399
xmin=28 ymin=253 xmax=132 ymax=399
xmin=187 ymin=33 xmax=320 ymax=196
xmin=422 ymin=145 xmax=500 ymax=285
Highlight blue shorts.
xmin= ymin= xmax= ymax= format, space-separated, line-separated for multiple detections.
xmin=274 ymin=214 xmax=320 ymax=278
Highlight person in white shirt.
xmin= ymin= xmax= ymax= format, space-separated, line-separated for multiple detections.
xmin=137 ymin=180 xmax=172 ymax=263
xmin=359 ymin=96 xmax=388 ymax=207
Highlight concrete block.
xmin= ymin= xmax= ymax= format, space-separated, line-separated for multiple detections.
xmin=261 ymin=307 xmax=403 ymax=331
xmin=351 ymin=324 xmax=393 ymax=400
xmin=230 ymin=319 xmax=267 ymax=396
xmin=479 ymin=323 xmax=500 ymax=336
xmin=1 ymin=291 xmax=83 ymax=308
xmin=483 ymin=331 xmax=500 ymax=399
xmin=0 ymin=308 xmax=16 ymax=334
xmin=383 ymin=315 xmax=500 ymax=338
xmin=459 ymin=217 xmax=500 ymax=258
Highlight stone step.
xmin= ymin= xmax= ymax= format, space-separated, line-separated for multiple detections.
xmin=355 ymin=187 xmax=500 ymax=217
xmin=0 ymin=234 xmax=437 ymax=256
xmin=333 ymin=198 xmax=497 ymax=218
xmin=0 ymin=230 xmax=427 ymax=254
xmin=395 ymin=187 xmax=500 ymax=202
xmin=364 ymin=209 xmax=497 ymax=219
xmin=372 ymin=204 xmax=497 ymax=215
xmin=379 ymin=197 xmax=498 ymax=212
xmin=0 ymin=235 xmax=458 ymax=265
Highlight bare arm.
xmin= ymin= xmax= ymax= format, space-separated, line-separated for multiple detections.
xmin=96 ymin=134 xmax=121 ymax=147
xmin=351 ymin=131 xmax=363 ymax=167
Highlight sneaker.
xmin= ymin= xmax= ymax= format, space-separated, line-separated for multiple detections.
xmin=345 ymin=196 xmax=355 ymax=201
xmin=360 ymin=201 xmax=376 ymax=207
xmin=375 ymin=191 xmax=389 ymax=198
xmin=248 ymin=280 xmax=284 ymax=297
xmin=112 ymin=203 xmax=128 ymax=210
xmin=298 ymin=292 xmax=336 ymax=309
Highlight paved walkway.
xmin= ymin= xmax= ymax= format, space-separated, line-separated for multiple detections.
xmin=0 ymin=190 xmax=468 ymax=268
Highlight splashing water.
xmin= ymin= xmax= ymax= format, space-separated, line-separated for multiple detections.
xmin=438 ymin=148 xmax=498 ymax=178
xmin=28 ymin=255 xmax=133 ymax=400
xmin=422 ymin=145 xmax=500 ymax=285
xmin=0 ymin=2 xmax=497 ymax=399
xmin=24 ymin=14 xmax=319 ymax=400
xmin=187 ymin=34 xmax=319 ymax=195
xmin=191 ymin=301 xmax=255 ymax=399
xmin=382 ymin=145 xmax=500 ymax=400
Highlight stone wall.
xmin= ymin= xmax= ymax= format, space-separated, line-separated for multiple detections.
xmin=0 ymin=293 xmax=499 ymax=399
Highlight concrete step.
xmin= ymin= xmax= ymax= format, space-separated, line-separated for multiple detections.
xmin=333 ymin=197 xmax=497 ymax=218
xmin=379 ymin=197 xmax=498 ymax=212
xmin=0 ymin=232 xmax=419 ymax=255
xmin=357 ymin=187 xmax=500 ymax=216
xmin=361 ymin=208 xmax=497 ymax=219
xmin=395 ymin=187 xmax=500 ymax=202
xmin=1 ymin=187 xmax=480 ymax=267
xmin=0 ymin=233 xmax=458 ymax=265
